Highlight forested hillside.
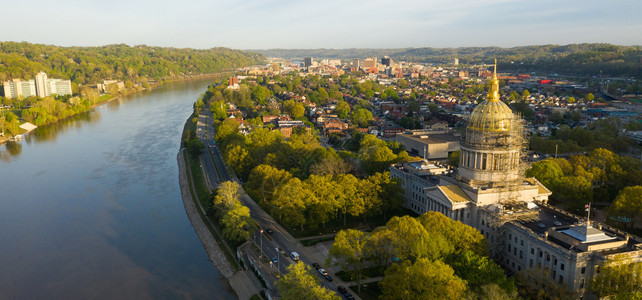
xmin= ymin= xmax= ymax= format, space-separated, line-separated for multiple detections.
xmin=0 ymin=42 xmax=264 ymax=84
xmin=251 ymin=44 xmax=642 ymax=78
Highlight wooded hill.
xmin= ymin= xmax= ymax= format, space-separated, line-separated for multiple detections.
xmin=0 ymin=41 xmax=265 ymax=84
xmin=250 ymin=44 xmax=642 ymax=78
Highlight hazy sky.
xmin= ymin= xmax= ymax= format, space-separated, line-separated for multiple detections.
xmin=2 ymin=0 xmax=640 ymax=50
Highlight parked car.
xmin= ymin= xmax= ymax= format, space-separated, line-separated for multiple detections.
xmin=271 ymin=257 xmax=278 ymax=264
xmin=290 ymin=252 xmax=299 ymax=261
xmin=318 ymin=269 xmax=328 ymax=276
xmin=312 ymin=263 xmax=321 ymax=269
xmin=337 ymin=286 xmax=347 ymax=294
xmin=324 ymin=275 xmax=333 ymax=282
xmin=266 ymin=228 xmax=274 ymax=234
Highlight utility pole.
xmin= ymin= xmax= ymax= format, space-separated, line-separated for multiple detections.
xmin=555 ymin=144 xmax=558 ymax=159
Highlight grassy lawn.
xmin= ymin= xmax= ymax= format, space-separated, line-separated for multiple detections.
xmin=301 ymin=236 xmax=335 ymax=246
xmin=349 ymin=282 xmax=382 ymax=300
xmin=184 ymin=153 xmax=239 ymax=271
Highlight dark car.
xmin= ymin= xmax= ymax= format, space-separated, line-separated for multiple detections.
xmin=324 ymin=275 xmax=333 ymax=282
xmin=271 ymin=257 xmax=278 ymax=264
xmin=338 ymin=286 xmax=347 ymax=294
xmin=312 ymin=263 xmax=321 ymax=269
xmin=345 ymin=293 xmax=355 ymax=300
xmin=266 ymin=228 xmax=274 ymax=234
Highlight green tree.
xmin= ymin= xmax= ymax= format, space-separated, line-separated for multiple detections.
xmin=418 ymin=212 xmax=486 ymax=255
xmin=386 ymin=215 xmax=451 ymax=261
xmin=449 ymin=250 xmax=516 ymax=294
xmin=220 ymin=202 xmax=256 ymax=242
xmin=448 ymin=150 xmax=460 ymax=167
xmin=273 ymin=178 xmax=310 ymax=230
xmin=327 ymin=229 xmax=368 ymax=293
xmin=590 ymin=261 xmax=642 ymax=298
xmin=526 ymin=159 xmax=564 ymax=188
xmin=380 ymin=258 xmax=467 ymax=300
xmin=586 ymin=93 xmax=595 ymax=102
xmin=521 ymin=89 xmax=530 ymax=100
xmin=610 ymin=186 xmax=642 ymax=226
xmin=277 ymin=262 xmax=340 ymax=300
xmin=334 ymin=101 xmax=351 ymax=119
xmin=245 ymin=164 xmax=292 ymax=205
xmin=350 ymin=108 xmax=373 ymax=128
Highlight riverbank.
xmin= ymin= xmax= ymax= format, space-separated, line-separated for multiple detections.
xmin=177 ymin=150 xmax=235 ymax=279
xmin=0 ymin=72 xmax=233 ymax=145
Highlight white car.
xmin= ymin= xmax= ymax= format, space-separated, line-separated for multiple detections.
xmin=318 ymin=268 xmax=328 ymax=276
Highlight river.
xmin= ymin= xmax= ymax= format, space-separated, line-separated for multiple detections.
xmin=0 ymin=78 xmax=235 ymax=299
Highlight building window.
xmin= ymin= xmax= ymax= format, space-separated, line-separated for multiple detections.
xmin=581 ymin=266 xmax=586 ymax=274
xmin=561 ymin=263 xmax=565 ymax=271
xmin=520 ymin=250 xmax=523 ymax=259
xmin=509 ymin=233 xmax=512 ymax=240
xmin=531 ymin=248 xmax=534 ymax=255
xmin=515 ymin=237 xmax=518 ymax=243
xmin=554 ymin=258 xmax=557 ymax=266
xmin=513 ymin=248 xmax=517 ymax=255
xmin=508 ymin=245 xmax=511 ymax=252
xmin=546 ymin=253 xmax=550 ymax=262
xmin=521 ymin=239 xmax=524 ymax=246
xmin=518 ymin=266 xmax=521 ymax=271
xmin=530 ymin=259 xmax=533 ymax=267
xmin=538 ymin=249 xmax=542 ymax=258
xmin=559 ymin=276 xmax=563 ymax=284
xmin=580 ymin=279 xmax=585 ymax=289
xmin=552 ymin=270 xmax=556 ymax=279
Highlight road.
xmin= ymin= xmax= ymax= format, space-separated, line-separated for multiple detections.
xmin=196 ymin=105 xmax=348 ymax=297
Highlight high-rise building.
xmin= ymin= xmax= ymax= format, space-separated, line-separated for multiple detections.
xmin=304 ymin=57 xmax=313 ymax=68
xmin=391 ymin=61 xmax=642 ymax=297
xmin=381 ymin=56 xmax=392 ymax=67
xmin=363 ymin=56 xmax=377 ymax=69
xmin=352 ymin=58 xmax=361 ymax=68
xmin=454 ymin=58 xmax=459 ymax=65
xmin=1 ymin=72 xmax=72 ymax=99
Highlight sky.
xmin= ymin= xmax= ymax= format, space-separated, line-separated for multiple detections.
xmin=1 ymin=0 xmax=641 ymax=50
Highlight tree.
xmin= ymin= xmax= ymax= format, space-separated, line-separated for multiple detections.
xmin=220 ymin=202 xmax=256 ymax=242
xmin=350 ymin=108 xmax=373 ymax=128
xmin=427 ymin=102 xmax=439 ymax=113
xmin=245 ymin=164 xmax=292 ymax=205
xmin=590 ymin=261 xmax=642 ymax=298
xmin=418 ymin=212 xmax=486 ymax=256
xmin=213 ymin=181 xmax=242 ymax=213
xmin=610 ymin=186 xmax=642 ymax=226
xmin=526 ymin=159 xmax=564 ymax=188
xmin=586 ymin=93 xmax=595 ymax=102
xmin=521 ymin=89 xmax=530 ymax=100
xmin=386 ymin=215 xmax=451 ymax=261
xmin=448 ymin=150 xmax=460 ymax=167
xmin=380 ymin=258 xmax=467 ymax=300
xmin=516 ymin=267 xmax=576 ymax=300
xmin=334 ymin=101 xmax=351 ymax=119
xmin=448 ymin=250 xmax=516 ymax=294
xmin=327 ymin=229 xmax=368 ymax=293
xmin=277 ymin=262 xmax=340 ymax=300
xmin=224 ymin=145 xmax=254 ymax=180
xmin=283 ymin=100 xmax=305 ymax=119
xmin=272 ymin=178 xmax=310 ymax=230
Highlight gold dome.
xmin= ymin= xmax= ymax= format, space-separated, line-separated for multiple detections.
xmin=467 ymin=60 xmax=513 ymax=132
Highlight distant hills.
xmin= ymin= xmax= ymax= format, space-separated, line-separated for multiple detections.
xmin=0 ymin=42 xmax=265 ymax=84
xmin=249 ymin=44 xmax=642 ymax=78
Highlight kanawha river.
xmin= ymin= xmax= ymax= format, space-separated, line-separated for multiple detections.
xmin=0 ymin=78 xmax=235 ymax=299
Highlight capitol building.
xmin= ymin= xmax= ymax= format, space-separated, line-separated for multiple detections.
xmin=391 ymin=62 xmax=642 ymax=296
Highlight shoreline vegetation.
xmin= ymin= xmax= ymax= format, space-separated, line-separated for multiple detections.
xmin=0 ymin=72 xmax=232 ymax=145
xmin=0 ymin=41 xmax=265 ymax=145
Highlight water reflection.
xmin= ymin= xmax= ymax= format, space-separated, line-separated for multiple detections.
xmin=0 ymin=141 xmax=22 ymax=161
xmin=0 ymin=77 xmax=235 ymax=299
